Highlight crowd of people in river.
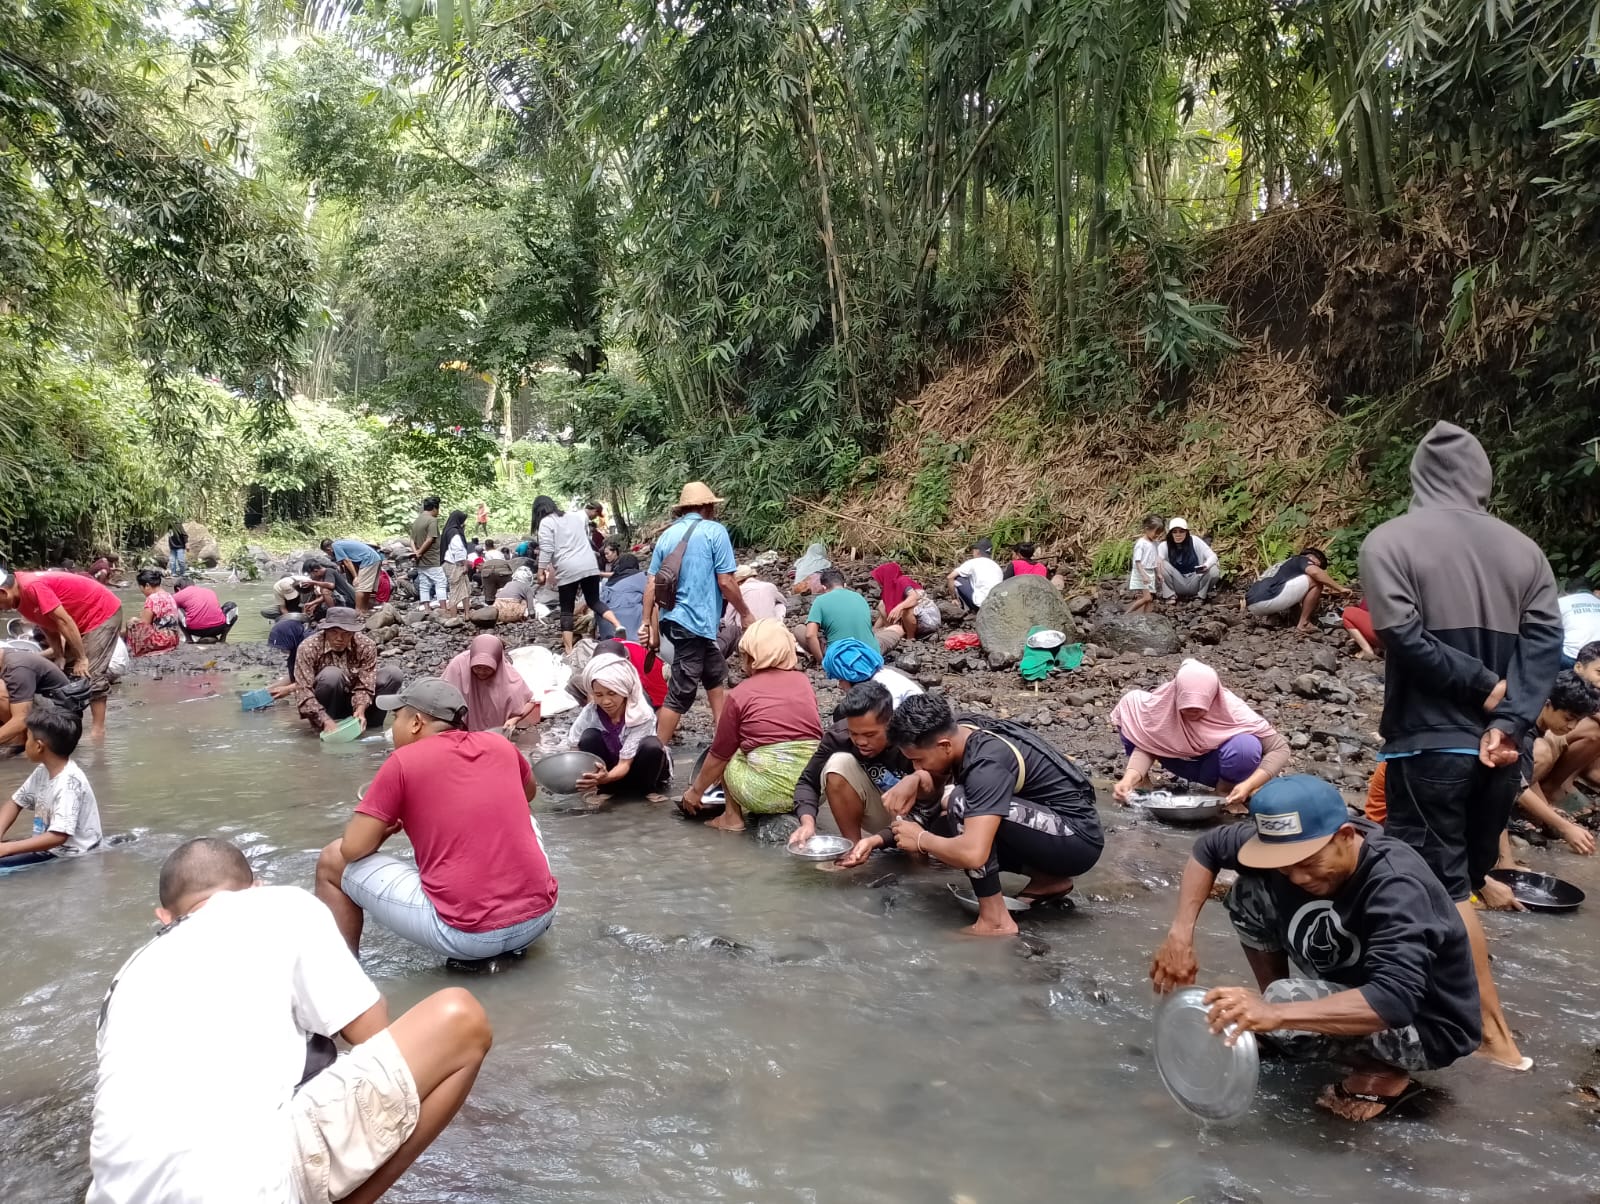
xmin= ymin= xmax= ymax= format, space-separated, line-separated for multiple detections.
xmin=4 ymin=420 xmax=1599 ymax=1198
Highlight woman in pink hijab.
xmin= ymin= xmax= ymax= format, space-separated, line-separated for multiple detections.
xmin=1109 ymin=659 xmax=1291 ymax=809
xmin=869 ymin=561 xmax=942 ymax=639
xmin=441 ymin=634 xmax=542 ymax=735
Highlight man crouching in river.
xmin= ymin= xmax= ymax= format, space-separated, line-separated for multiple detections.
xmin=1150 ymin=776 xmax=1481 ymax=1121
xmin=86 ymin=837 xmax=491 ymax=1203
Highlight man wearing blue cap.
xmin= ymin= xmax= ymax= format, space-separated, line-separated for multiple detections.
xmin=1150 ymin=775 xmax=1481 ymax=1122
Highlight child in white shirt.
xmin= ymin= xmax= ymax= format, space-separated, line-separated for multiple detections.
xmin=1127 ymin=514 xmax=1164 ymax=613
xmin=0 ymin=700 xmax=102 ymax=867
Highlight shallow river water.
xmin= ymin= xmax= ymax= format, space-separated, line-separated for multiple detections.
xmin=3 ymin=665 xmax=1600 ymax=1202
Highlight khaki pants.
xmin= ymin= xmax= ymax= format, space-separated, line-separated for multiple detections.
xmin=822 ymin=752 xmax=892 ymax=831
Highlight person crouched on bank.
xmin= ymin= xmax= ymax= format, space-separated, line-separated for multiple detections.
xmin=1149 ymin=776 xmax=1481 ymax=1122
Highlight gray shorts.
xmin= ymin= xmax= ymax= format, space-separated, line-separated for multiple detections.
xmin=341 ymin=853 xmax=555 ymax=960
xmin=1225 ymin=875 xmax=1433 ymax=1071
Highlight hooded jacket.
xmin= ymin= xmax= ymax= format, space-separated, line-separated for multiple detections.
xmin=1357 ymin=422 xmax=1560 ymax=752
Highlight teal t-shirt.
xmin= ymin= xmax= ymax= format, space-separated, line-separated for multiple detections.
xmin=807 ymin=588 xmax=878 ymax=647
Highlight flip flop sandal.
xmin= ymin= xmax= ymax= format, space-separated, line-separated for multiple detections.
xmin=1017 ymin=886 xmax=1076 ymax=909
xmin=1322 ymin=1080 xmax=1429 ymax=1122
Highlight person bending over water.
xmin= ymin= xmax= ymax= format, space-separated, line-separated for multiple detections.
xmin=123 ymin=569 xmax=180 ymax=657
xmin=790 ymin=681 xmax=933 ymax=847
xmin=0 ymin=700 xmax=101 ymax=868
xmin=1150 ymin=777 xmax=1481 ymax=1122
xmin=681 ymin=619 xmax=823 ymax=832
xmin=1507 ymin=669 xmax=1600 ymax=856
xmin=0 ymin=566 xmax=122 ymax=736
xmin=89 ymin=837 xmax=491 ymax=1204
xmin=441 ymin=634 xmax=541 ymax=735
xmin=842 ymin=694 xmax=1103 ymax=937
xmin=0 ymin=644 xmax=82 ymax=753
xmin=1111 ymin=659 xmax=1290 ymax=810
xmin=565 ymin=650 xmax=671 ymax=798
xmin=293 ymin=608 xmax=402 ymax=736
xmin=316 ymin=678 xmax=558 ymax=962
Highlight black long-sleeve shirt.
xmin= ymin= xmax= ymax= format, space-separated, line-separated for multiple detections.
xmin=792 ymin=721 xmax=916 ymax=822
xmin=1194 ymin=819 xmax=1481 ymax=1068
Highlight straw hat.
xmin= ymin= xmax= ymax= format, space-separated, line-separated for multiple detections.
xmin=676 ymin=482 xmax=725 ymax=508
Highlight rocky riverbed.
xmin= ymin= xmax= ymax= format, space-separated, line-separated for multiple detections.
xmin=129 ymin=565 xmax=1388 ymax=792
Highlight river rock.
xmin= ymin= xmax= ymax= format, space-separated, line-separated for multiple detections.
xmin=1291 ymin=673 xmax=1322 ymax=699
xmin=1310 ymin=645 xmax=1340 ymax=673
xmin=366 ymin=605 xmax=399 ymax=631
xmin=1067 ymin=595 xmax=1095 ymax=618
xmin=1088 ymin=612 xmax=1182 ymax=656
xmin=975 ymin=576 xmax=1078 ymax=666
xmin=1192 ymin=620 xmax=1227 ymax=646
xmin=470 ymin=606 xmax=500 ymax=627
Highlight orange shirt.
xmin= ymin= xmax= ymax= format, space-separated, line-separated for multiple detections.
xmin=1365 ymin=761 xmax=1388 ymax=824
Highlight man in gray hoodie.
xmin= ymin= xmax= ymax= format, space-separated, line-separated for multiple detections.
xmin=1359 ymin=421 xmax=1561 ymax=1071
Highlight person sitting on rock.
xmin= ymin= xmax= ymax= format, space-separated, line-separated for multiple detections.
xmin=840 ymin=694 xmax=1104 ymax=936
xmin=805 ymin=568 xmax=898 ymax=661
xmin=291 ymin=607 xmax=402 ymax=736
xmin=1149 ymin=776 xmax=1482 ymax=1123
xmin=680 ymin=620 xmax=824 ymax=833
xmin=1110 ymin=658 xmax=1291 ymax=810
xmin=789 ymin=681 xmax=933 ymax=847
xmin=1157 ymin=518 xmax=1220 ymax=601
xmin=315 ymin=678 xmax=558 ymax=963
xmin=1245 ymin=548 xmax=1351 ymax=633
xmin=947 ymin=539 xmax=1004 ymax=614
xmin=599 ymin=553 xmax=646 ymax=640
xmin=818 ymin=637 xmax=922 ymax=707
xmin=564 ymin=650 xmax=670 ymax=798
xmin=792 ymin=542 xmax=833 ymax=596
xmin=440 ymin=635 xmax=541 ymax=736
xmin=1508 ymin=669 xmax=1600 ymax=855
xmin=870 ymin=561 xmax=941 ymax=640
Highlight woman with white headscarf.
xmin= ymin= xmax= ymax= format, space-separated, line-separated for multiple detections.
xmin=567 ymin=652 xmax=670 ymax=796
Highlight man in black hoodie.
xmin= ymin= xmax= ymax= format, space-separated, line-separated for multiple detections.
xmin=1358 ymin=421 xmax=1561 ymax=1071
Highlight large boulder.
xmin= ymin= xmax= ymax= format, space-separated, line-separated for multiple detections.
xmin=974 ymin=576 xmax=1078 ymax=666
xmin=1088 ymin=612 xmax=1184 ymax=655
xmin=146 ymin=520 xmax=221 ymax=569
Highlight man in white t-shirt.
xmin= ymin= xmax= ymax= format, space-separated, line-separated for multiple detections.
xmin=1558 ymin=585 xmax=1600 ymax=665
xmin=948 ymin=538 xmax=1004 ymax=613
xmin=88 ymin=838 xmax=492 ymax=1204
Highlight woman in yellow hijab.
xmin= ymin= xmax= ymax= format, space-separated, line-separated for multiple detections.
xmin=681 ymin=619 xmax=822 ymax=831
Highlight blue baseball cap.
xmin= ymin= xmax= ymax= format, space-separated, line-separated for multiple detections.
xmin=1237 ymin=776 xmax=1353 ymax=869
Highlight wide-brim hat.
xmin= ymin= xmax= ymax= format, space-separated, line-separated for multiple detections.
xmin=320 ymin=606 xmax=365 ymax=631
xmin=677 ymin=481 xmax=725 ymax=508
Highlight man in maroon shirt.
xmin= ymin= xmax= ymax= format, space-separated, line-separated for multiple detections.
xmin=0 ymin=567 xmax=123 ymax=735
xmin=313 ymin=678 xmax=559 ymax=964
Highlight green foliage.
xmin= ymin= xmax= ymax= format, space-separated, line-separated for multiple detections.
xmin=899 ymin=440 xmax=964 ymax=536
xmin=1090 ymin=538 xmax=1134 ymax=579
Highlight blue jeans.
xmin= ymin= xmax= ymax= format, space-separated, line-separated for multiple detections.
xmin=171 ymin=548 xmax=187 ymax=577
xmin=341 ymin=853 xmax=555 ymax=959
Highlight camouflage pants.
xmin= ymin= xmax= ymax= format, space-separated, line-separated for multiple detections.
xmin=1225 ymin=874 xmax=1433 ymax=1071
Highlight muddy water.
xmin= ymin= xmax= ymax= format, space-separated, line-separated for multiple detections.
xmin=3 ymin=674 xmax=1600 ymax=1203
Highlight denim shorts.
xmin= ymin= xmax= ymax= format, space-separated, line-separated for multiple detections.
xmin=341 ymin=853 xmax=555 ymax=959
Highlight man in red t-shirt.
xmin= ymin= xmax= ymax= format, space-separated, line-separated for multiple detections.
xmin=313 ymin=678 xmax=559 ymax=963
xmin=0 ymin=568 xmax=123 ymax=735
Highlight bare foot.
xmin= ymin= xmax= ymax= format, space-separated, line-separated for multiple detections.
xmin=1295 ymin=622 xmax=1316 ymax=635
xmin=706 ymin=813 xmax=746 ymax=833
xmin=645 ymin=792 xmax=669 ymax=804
xmin=1472 ymin=1047 xmax=1534 ymax=1071
xmin=1354 ymin=649 xmax=1376 ymax=660
xmin=961 ymin=917 xmax=1019 ymax=937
